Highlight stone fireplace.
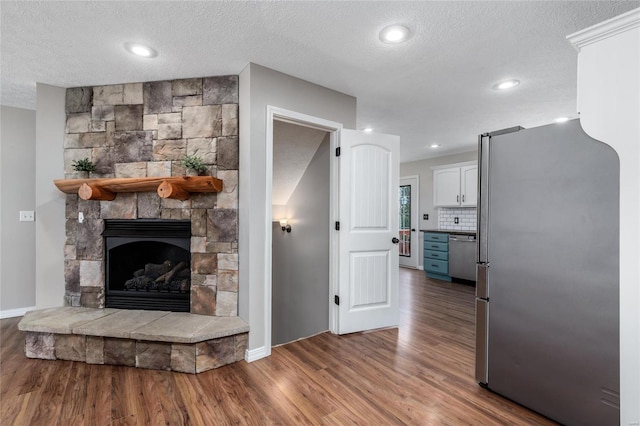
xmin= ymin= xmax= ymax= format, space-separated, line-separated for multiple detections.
xmin=18 ymin=75 xmax=247 ymax=374
xmin=63 ymin=76 xmax=239 ymax=317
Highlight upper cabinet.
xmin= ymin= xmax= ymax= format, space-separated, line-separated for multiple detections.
xmin=433 ymin=168 xmax=460 ymax=206
xmin=460 ymin=165 xmax=477 ymax=206
xmin=433 ymin=162 xmax=477 ymax=207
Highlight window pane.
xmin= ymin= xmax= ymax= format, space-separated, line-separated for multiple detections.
xmin=399 ymin=185 xmax=411 ymax=257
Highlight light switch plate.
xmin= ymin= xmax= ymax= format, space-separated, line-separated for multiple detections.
xmin=19 ymin=210 xmax=35 ymax=222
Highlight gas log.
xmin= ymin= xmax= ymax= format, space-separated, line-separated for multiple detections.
xmin=124 ymin=261 xmax=190 ymax=292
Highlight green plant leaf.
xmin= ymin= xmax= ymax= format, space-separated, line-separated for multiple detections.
xmin=72 ymin=158 xmax=96 ymax=172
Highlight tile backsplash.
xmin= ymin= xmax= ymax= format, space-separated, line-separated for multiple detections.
xmin=438 ymin=207 xmax=477 ymax=231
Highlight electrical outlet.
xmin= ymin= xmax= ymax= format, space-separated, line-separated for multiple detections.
xmin=454 ymin=217 xmax=459 ymax=224
xmin=19 ymin=211 xmax=35 ymax=222
xmin=423 ymin=214 xmax=429 ymax=220
xmin=78 ymin=212 xmax=85 ymax=223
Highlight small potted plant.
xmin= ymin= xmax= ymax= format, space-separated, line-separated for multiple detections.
xmin=72 ymin=158 xmax=96 ymax=178
xmin=182 ymin=155 xmax=207 ymax=176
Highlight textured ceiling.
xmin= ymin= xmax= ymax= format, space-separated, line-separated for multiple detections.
xmin=1 ymin=1 xmax=637 ymax=162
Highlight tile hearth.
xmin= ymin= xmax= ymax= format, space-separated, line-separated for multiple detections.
xmin=18 ymin=307 xmax=248 ymax=373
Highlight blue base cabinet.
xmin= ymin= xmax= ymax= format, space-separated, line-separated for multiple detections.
xmin=423 ymin=232 xmax=452 ymax=282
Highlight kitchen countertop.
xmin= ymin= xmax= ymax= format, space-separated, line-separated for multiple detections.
xmin=421 ymin=229 xmax=477 ymax=236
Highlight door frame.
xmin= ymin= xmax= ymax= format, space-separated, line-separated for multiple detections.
xmin=399 ymin=175 xmax=420 ymax=269
xmin=265 ymin=106 xmax=343 ymax=354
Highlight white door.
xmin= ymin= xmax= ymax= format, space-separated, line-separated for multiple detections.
xmin=337 ymin=129 xmax=399 ymax=334
xmin=399 ymin=176 xmax=419 ymax=269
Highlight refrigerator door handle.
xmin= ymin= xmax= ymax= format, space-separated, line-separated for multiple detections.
xmin=478 ymin=134 xmax=490 ymax=264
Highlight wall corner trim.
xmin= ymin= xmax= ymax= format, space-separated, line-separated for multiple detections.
xmin=0 ymin=306 xmax=36 ymax=319
xmin=245 ymin=346 xmax=269 ymax=363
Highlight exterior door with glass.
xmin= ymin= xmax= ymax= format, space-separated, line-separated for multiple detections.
xmin=399 ymin=176 xmax=419 ymax=269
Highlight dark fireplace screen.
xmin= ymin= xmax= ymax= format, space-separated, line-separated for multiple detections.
xmin=103 ymin=220 xmax=191 ymax=312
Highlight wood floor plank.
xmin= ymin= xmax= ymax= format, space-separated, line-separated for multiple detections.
xmin=199 ymin=365 xmax=277 ymax=424
xmin=28 ymin=360 xmax=71 ymax=424
xmin=59 ymin=413 xmax=86 ymax=426
xmin=16 ymin=359 xmax=55 ymax=396
xmin=0 ymin=391 xmax=36 ymax=425
xmin=110 ymin=366 xmax=143 ymax=422
xmin=172 ymin=371 xmax=221 ymax=425
xmin=59 ymin=361 xmax=89 ymax=421
xmin=82 ymin=363 xmax=112 ymax=426
xmin=232 ymin=360 xmax=313 ymax=425
xmin=145 ymin=370 xmax=188 ymax=425
xmin=251 ymin=356 xmax=331 ymax=424
xmin=312 ymin=367 xmax=400 ymax=424
xmin=0 ymin=269 xmax=558 ymax=425
xmin=133 ymin=369 xmax=168 ymax=425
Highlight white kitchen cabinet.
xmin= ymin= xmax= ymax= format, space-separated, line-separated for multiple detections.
xmin=433 ymin=162 xmax=477 ymax=207
xmin=433 ymin=168 xmax=461 ymax=206
xmin=461 ymin=165 xmax=477 ymax=206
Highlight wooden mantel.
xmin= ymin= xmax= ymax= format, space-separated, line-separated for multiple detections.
xmin=54 ymin=176 xmax=223 ymax=201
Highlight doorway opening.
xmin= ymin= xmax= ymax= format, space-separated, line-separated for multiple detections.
xmin=264 ymin=107 xmax=342 ymax=354
xmin=271 ymin=120 xmax=330 ymax=346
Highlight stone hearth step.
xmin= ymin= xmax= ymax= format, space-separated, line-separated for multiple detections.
xmin=18 ymin=307 xmax=249 ymax=374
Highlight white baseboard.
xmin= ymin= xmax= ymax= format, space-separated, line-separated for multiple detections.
xmin=245 ymin=346 xmax=270 ymax=363
xmin=418 ymin=265 xmax=424 ymax=270
xmin=0 ymin=306 xmax=36 ymax=319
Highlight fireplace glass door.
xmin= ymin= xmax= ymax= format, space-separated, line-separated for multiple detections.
xmin=104 ymin=220 xmax=191 ymax=312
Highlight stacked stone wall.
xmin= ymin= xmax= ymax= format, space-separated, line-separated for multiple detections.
xmin=63 ymin=76 xmax=239 ymax=316
xmin=25 ymin=331 xmax=248 ymax=373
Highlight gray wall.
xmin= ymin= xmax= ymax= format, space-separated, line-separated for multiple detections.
xmin=400 ymin=151 xmax=477 ymax=268
xmin=272 ymin=135 xmax=330 ymax=346
xmin=0 ymin=106 xmax=36 ymax=313
xmin=239 ymin=63 xmax=357 ymax=357
xmin=35 ymin=83 xmax=66 ymax=308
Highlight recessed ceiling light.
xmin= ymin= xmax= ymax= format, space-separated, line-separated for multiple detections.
xmin=379 ymin=25 xmax=410 ymax=44
xmin=430 ymin=144 xmax=440 ymax=148
xmin=493 ymin=79 xmax=520 ymax=90
xmin=363 ymin=127 xmax=374 ymax=133
xmin=555 ymin=117 xmax=570 ymax=123
xmin=124 ymin=42 xmax=158 ymax=58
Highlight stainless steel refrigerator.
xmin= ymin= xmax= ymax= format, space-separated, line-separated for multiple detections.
xmin=475 ymin=120 xmax=620 ymax=425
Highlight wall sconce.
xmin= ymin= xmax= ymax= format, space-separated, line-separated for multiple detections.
xmin=279 ymin=219 xmax=291 ymax=233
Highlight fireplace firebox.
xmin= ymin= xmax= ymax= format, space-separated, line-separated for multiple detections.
xmin=103 ymin=220 xmax=191 ymax=312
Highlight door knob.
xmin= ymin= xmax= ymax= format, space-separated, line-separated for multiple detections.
xmin=392 ymin=237 xmax=400 ymax=244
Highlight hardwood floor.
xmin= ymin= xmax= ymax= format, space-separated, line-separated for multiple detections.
xmin=1 ymin=269 xmax=557 ymax=425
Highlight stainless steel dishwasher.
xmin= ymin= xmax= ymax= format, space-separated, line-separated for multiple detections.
xmin=449 ymin=234 xmax=477 ymax=281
